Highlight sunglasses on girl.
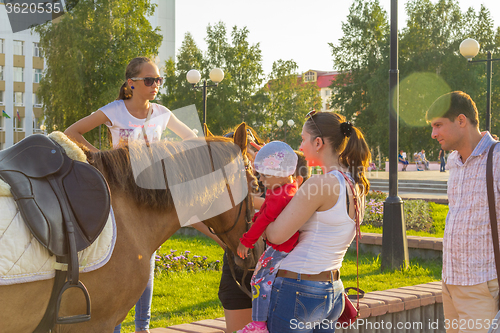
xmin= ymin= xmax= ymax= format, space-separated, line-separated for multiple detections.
xmin=131 ymin=77 xmax=164 ymax=87
xmin=305 ymin=110 xmax=325 ymax=144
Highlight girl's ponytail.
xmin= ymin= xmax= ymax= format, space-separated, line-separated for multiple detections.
xmin=117 ymin=81 xmax=133 ymax=100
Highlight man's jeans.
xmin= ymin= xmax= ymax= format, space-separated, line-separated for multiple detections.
xmin=267 ymin=276 xmax=344 ymax=333
xmin=114 ymin=252 xmax=155 ymax=332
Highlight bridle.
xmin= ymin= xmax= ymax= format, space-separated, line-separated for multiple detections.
xmin=206 ymin=153 xmax=254 ymax=237
xmin=205 ymin=140 xmax=257 ymax=298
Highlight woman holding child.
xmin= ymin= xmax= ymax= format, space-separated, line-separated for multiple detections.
xmin=255 ymin=111 xmax=370 ymax=333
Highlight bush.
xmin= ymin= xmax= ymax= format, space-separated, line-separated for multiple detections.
xmin=363 ymin=191 xmax=434 ymax=233
xmin=366 ymin=190 xmax=388 ymax=201
xmin=404 ymin=200 xmax=433 ymax=233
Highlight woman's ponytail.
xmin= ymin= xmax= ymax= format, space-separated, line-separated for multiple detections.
xmin=339 ymin=125 xmax=371 ymax=193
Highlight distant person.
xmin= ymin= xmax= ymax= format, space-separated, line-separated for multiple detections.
xmin=414 ymin=152 xmax=424 ymax=171
xmin=427 ymin=91 xmax=500 ymax=333
xmin=367 ymin=161 xmax=377 ymax=171
xmin=419 ymin=149 xmax=430 ymax=170
xmin=398 ymin=150 xmax=409 ymax=171
xmin=439 ymin=148 xmax=446 ymax=172
xmin=237 ymin=141 xmax=299 ymax=333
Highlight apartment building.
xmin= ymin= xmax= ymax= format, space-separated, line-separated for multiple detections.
xmin=0 ymin=0 xmax=175 ymax=150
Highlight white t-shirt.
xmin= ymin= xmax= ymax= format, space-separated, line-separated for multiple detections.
xmin=99 ymin=100 xmax=172 ymax=148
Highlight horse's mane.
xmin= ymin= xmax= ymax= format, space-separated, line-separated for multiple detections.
xmin=87 ymin=137 xmax=245 ymax=215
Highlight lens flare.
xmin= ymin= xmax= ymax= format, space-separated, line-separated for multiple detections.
xmin=395 ymin=72 xmax=450 ymax=127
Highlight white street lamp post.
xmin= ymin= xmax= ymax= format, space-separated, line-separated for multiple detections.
xmin=186 ymin=68 xmax=224 ymax=134
xmin=459 ymin=38 xmax=500 ymax=132
xmin=277 ymin=119 xmax=294 ymax=143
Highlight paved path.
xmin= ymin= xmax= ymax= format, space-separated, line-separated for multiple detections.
xmin=367 ymin=170 xmax=449 ymax=202
xmin=367 ymin=170 xmax=449 ymax=182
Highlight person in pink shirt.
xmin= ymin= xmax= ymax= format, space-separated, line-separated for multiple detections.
xmin=236 ymin=141 xmax=299 ymax=333
xmin=428 ymin=91 xmax=500 ymax=333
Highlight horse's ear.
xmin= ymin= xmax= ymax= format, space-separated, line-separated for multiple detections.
xmin=203 ymin=123 xmax=214 ymax=137
xmin=233 ymin=122 xmax=248 ymax=154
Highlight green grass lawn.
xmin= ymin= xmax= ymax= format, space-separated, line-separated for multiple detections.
xmin=119 ymin=234 xmax=442 ymax=332
xmin=361 ymin=201 xmax=448 ymax=238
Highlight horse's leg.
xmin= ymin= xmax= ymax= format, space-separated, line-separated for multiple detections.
xmin=55 ymin=197 xmax=181 ymax=332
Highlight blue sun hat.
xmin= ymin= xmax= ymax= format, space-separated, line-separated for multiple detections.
xmin=254 ymin=141 xmax=298 ymax=177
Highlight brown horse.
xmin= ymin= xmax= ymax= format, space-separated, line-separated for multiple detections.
xmin=0 ymin=123 xmax=260 ymax=332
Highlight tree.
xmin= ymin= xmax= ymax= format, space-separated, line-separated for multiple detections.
xmin=329 ymin=0 xmax=500 ymax=162
xmin=161 ymin=22 xmax=264 ymax=135
xmin=252 ymin=60 xmax=322 ymax=149
xmin=161 ymin=32 xmax=203 ymax=110
xmin=329 ymin=0 xmax=390 ymax=159
xmin=36 ymin=0 xmax=162 ymax=146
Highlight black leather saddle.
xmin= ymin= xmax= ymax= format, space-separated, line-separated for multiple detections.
xmin=0 ymin=134 xmax=110 ymax=331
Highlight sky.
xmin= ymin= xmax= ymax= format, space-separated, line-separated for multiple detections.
xmin=176 ymin=0 xmax=500 ymax=77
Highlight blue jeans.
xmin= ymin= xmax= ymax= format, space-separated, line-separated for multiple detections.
xmin=267 ymin=276 xmax=344 ymax=333
xmin=114 ymin=252 xmax=155 ymax=332
xmin=440 ymin=157 xmax=445 ymax=172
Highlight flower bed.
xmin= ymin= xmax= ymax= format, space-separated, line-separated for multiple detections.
xmin=363 ymin=191 xmax=446 ymax=238
xmin=155 ymin=248 xmax=222 ymax=274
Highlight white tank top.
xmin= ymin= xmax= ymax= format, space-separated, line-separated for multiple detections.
xmin=279 ymin=170 xmax=356 ymax=274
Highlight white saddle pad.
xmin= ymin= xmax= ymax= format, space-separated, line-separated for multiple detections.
xmin=0 ymin=196 xmax=116 ymax=285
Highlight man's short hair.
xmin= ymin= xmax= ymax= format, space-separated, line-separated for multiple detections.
xmin=426 ymin=91 xmax=479 ymax=127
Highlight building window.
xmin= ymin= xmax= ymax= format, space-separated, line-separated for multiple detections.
xmin=304 ymin=71 xmax=316 ymax=82
xmin=34 ymin=69 xmax=43 ymax=83
xmin=0 ymin=116 xmax=3 ymax=131
xmin=13 ymin=41 xmax=24 ymax=55
xmin=0 ymin=66 xmax=3 ymax=80
xmin=325 ymin=89 xmax=331 ymax=96
xmin=0 ymin=39 xmax=4 ymax=53
xmin=14 ymin=92 xmax=24 ymax=106
xmin=14 ymin=115 xmax=23 ymax=131
xmin=33 ymin=93 xmax=42 ymax=107
xmin=0 ymin=90 xmax=4 ymax=105
xmin=33 ymin=118 xmax=43 ymax=132
xmin=13 ymin=67 xmax=23 ymax=82
xmin=33 ymin=42 xmax=41 ymax=57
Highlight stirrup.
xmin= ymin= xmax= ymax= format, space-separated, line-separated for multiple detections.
xmin=55 ymin=280 xmax=91 ymax=324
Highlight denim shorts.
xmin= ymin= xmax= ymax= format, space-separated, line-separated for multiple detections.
xmin=267 ymin=276 xmax=344 ymax=333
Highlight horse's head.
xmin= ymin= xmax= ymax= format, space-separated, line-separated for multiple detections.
xmin=202 ymin=123 xmax=263 ymax=269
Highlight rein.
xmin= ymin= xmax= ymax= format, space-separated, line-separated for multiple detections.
xmin=205 ymin=140 xmax=255 ymax=298
xmin=207 ymin=200 xmax=244 ymax=236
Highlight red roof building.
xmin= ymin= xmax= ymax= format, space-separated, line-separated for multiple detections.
xmin=297 ymin=70 xmax=340 ymax=111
